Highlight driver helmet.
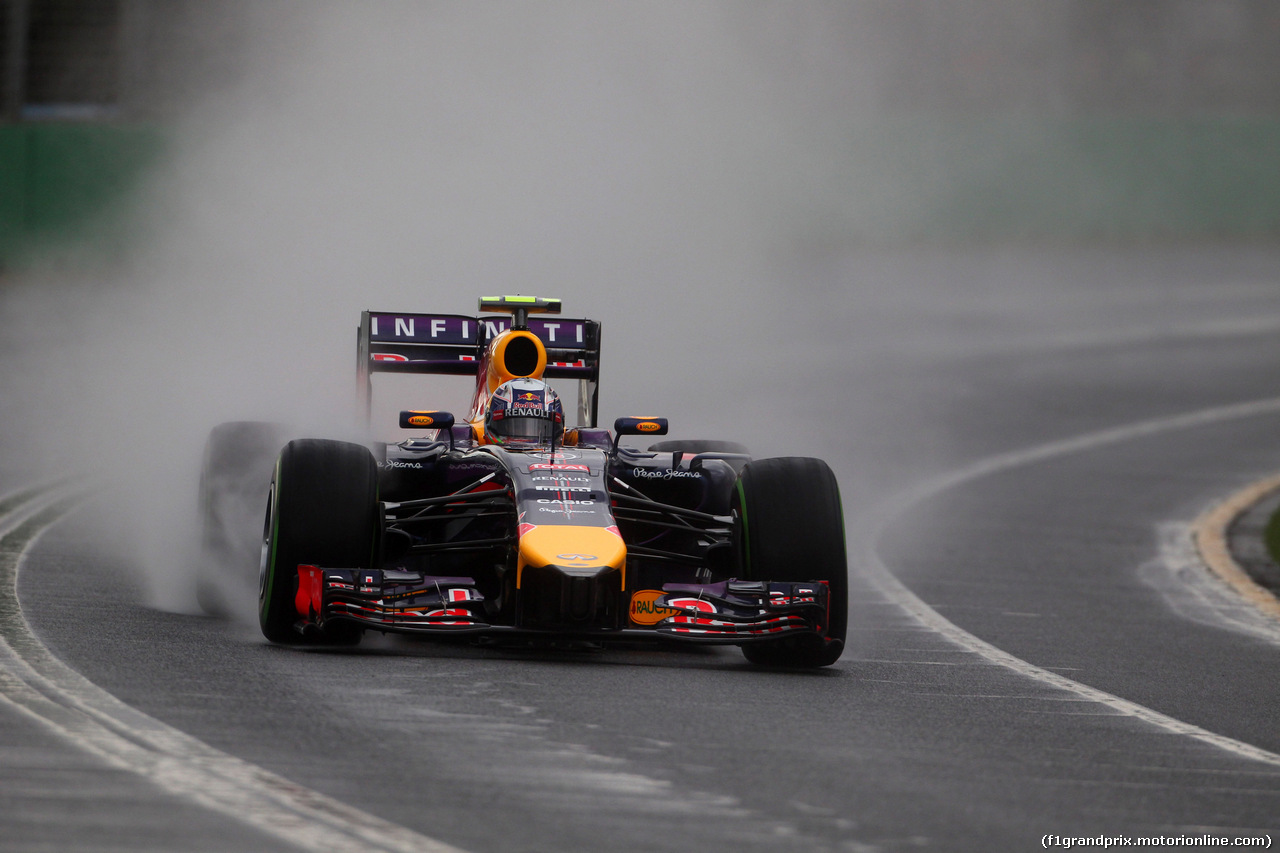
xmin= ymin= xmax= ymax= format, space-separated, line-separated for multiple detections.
xmin=484 ymin=378 xmax=564 ymax=448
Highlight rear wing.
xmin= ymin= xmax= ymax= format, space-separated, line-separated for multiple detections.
xmin=357 ymin=310 xmax=602 ymax=426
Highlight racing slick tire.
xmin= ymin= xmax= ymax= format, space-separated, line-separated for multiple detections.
xmin=259 ymin=439 xmax=378 ymax=645
xmin=198 ymin=421 xmax=288 ymax=615
xmin=732 ymin=457 xmax=847 ymax=668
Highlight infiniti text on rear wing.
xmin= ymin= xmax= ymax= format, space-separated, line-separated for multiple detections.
xmin=357 ymin=310 xmax=602 ymax=424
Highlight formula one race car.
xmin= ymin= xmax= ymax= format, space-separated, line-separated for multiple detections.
xmin=200 ymin=296 xmax=847 ymax=667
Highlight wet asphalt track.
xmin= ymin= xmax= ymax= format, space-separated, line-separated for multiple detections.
xmin=5 ymin=247 xmax=1280 ymax=851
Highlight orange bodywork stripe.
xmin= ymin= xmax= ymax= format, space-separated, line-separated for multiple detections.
xmin=516 ymin=525 xmax=627 ymax=589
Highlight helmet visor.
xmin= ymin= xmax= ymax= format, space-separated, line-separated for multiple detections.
xmin=491 ymin=415 xmax=556 ymax=445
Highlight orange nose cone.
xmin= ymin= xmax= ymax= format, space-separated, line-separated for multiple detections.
xmin=517 ymin=525 xmax=627 ymax=589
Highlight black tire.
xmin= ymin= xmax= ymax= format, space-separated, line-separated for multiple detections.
xmin=259 ymin=439 xmax=379 ymax=644
xmin=733 ymin=457 xmax=847 ymax=668
xmin=197 ymin=422 xmax=289 ymax=615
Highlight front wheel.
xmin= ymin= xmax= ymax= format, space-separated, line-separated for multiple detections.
xmin=733 ymin=457 xmax=847 ymax=668
xmin=259 ymin=439 xmax=379 ymax=644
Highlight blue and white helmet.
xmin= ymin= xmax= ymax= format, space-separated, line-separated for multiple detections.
xmin=485 ymin=378 xmax=564 ymax=447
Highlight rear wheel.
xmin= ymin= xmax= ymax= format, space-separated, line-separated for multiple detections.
xmin=733 ymin=457 xmax=847 ymax=667
xmin=259 ymin=439 xmax=379 ymax=644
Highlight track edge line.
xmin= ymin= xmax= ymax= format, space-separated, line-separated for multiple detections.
xmin=853 ymin=396 xmax=1280 ymax=770
xmin=1 ymin=490 xmax=471 ymax=853
xmin=1192 ymin=474 xmax=1280 ymax=622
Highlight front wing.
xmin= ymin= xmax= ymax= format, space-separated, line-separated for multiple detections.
xmin=292 ymin=566 xmax=832 ymax=645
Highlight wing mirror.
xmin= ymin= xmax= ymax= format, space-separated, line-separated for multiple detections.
xmin=399 ymin=410 xmax=456 ymax=450
xmin=613 ymin=416 xmax=668 ymax=450
xmin=399 ymin=410 xmax=454 ymax=430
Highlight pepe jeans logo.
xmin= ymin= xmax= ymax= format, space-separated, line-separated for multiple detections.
xmin=631 ymin=467 xmax=702 ymax=480
xmin=382 ymin=460 xmax=424 ymax=469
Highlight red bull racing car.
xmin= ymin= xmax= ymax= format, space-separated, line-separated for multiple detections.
xmin=200 ymin=296 xmax=847 ymax=667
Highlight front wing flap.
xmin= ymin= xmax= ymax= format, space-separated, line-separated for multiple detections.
xmin=293 ymin=567 xmax=831 ymax=645
xmin=653 ymin=579 xmax=831 ymax=643
xmin=298 ymin=566 xmax=491 ymax=633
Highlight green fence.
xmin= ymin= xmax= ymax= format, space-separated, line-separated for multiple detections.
xmin=838 ymin=116 xmax=1280 ymax=243
xmin=1 ymin=117 xmax=1279 ymax=268
xmin=0 ymin=122 xmax=165 ymax=267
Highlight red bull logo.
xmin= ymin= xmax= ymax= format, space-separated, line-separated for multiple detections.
xmin=516 ymin=392 xmax=541 ymax=403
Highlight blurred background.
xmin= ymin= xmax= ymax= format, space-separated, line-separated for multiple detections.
xmin=4 ymin=0 xmax=1280 ymax=261
xmin=2 ymin=1 xmax=1280 ymax=607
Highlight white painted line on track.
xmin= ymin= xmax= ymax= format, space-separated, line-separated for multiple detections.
xmin=853 ymin=395 xmax=1280 ymax=769
xmin=0 ymin=489 xmax=469 ymax=853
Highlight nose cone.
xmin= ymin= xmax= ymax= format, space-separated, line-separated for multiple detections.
xmin=517 ymin=525 xmax=627 ymax=587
